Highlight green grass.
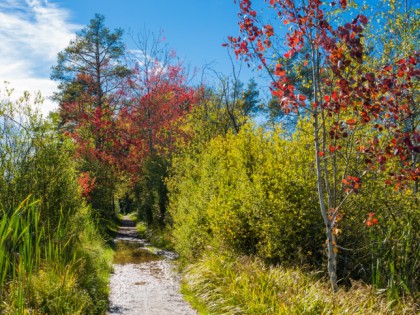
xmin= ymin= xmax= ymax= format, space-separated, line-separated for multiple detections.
xmin=0 ymin=197 xmax=43 ymax=313
xmin=0 ymin=198 xmax=114 ymax=314
xmin=135 ymin=221 xmax=174 ymax=250
xmin=136 ymin=221 xmax=147 ymax=238
xmin=181 ymin=282 xmax=211 ymax=315
xmin=128 ymin=211 xmax=138 ymax=221
xmin=182 ymin=252 xmax=417 ymax=315
xmin=146 ymin=227 xmax=174 ymax=250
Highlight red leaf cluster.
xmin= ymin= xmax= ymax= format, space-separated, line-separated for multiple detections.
xmin=61 ymin=53 xmax=201 ymax=184
xmin=365 ymin=212 xmax=379 ymax=227
xmin=78 ymin=172 xmax=96 ymax=199
xmin=341 ymin=176 xmax=361 ymax=193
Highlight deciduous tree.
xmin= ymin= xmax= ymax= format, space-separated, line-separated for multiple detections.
xmin=228 ymin=0 xmax=419 ymax=291
xmin=117 ymin=31 xmax=198 ymax=169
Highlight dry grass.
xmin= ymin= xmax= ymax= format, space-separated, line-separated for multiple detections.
xmin=182 ymin=252 xmax=418 ymax=315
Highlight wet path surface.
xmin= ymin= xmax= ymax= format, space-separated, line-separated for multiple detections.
xmin=107 ymin=217 xmax=196 ymax=315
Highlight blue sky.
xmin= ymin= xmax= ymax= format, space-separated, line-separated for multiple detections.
xmin=0 ymin=0 xmax=261 ymax=114
xmin=1 ymin=0 xmax=417 ymax=114
xmin=60 ymin=0 xmax=248 ymax=72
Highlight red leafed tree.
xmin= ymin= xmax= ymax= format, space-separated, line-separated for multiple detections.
xmin=51 ymin=14 xmax=131 ymax=217
xmin=58 ymin=73 xmax=122 ymax=173
xmin=228 ymin=0 xmax=419 ymax=291
xmin=116 ymin=32 xmax=199 ymax=175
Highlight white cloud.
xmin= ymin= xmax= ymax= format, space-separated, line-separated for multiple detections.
xmin=0 ymin=0 xmax=80 ymax=116
xmin=128 ymin=49 xmax=169 ymax=79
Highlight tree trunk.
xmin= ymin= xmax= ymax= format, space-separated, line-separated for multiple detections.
xmin=311 ymin=44 xmax=339 ymax=292
xmin=314 ymin=111 xmax=339 ymax=292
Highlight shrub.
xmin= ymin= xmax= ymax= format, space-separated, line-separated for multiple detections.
xmin=135 ymin=155 xmax=169 ymax=226
xmin=168 ymin=124 xmax=323 ymax=265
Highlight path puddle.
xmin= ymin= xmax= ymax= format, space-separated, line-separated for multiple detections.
xmin=107 ymin=217 xmax=196 ymax=315
xmin=113 ymin=241 xmax=161 ymax=265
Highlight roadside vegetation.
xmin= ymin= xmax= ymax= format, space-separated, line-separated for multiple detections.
xmin=169 ymin=120 xmax=418 ymax=314
xmin=163 ymin=0 xmax=418 ymax=313
xmin=0 ymin=89 xmax=113 ymax=314
xmin=182 ymin=252 xmax=416 ymax=315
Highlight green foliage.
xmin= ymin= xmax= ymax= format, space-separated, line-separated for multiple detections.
xmin=135 ymin=155 xmax=169 ymax=226
xmin=364 ymin=0 xmax=420 ymax=65
xmin=0 ymin=88 xmax=112 ymax=314
xmin=29 ymin=266 xmax=91 ymax=315
xmin=0 ymin=89 xmax=82 ymax=233
xmin=170 ymin=116 xmax=419 ymax=301
xmin=51 ymin=13 xmax=129 ymax=109
xmin=180 ymin=82 xmax=255 ymax=148
xmin=0 ymin=199 xmax=42 ymax=310
xmin=136 ymin=221 xmax=173 ymax=250
xmin=168 ymin=123 xmax=323 ymax=264
xmin=145 ymin=226 xmax=174 ymax=251
xmin=136 ymin=221 xmax=147 ymax=238
xmin=0 ymin=199 xmax=112 ymax=314
xmin=340 ymin=184 xmax=419 ymax=297
xmin=83 ymin=158 xmax=119 ymax=223
xmin=242 ymin=78 xmax=262 ymax=117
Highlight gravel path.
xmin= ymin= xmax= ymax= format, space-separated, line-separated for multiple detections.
xmin=107 ymin=217 xmax=196 ymax=315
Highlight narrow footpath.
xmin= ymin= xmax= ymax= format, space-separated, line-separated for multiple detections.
xmin=107 ymin=216 xmax=196 ymax=315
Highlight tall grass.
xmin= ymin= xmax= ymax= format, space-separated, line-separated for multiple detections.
xmin=0 ymin=197 xmax=112 ymax=314
xmin=369 ymin=218 xmax=419 ymax=301
xmin=0 ymin=87 xmax=113 ymax=314
xmin=0 ymin=197 xmax=42 ymax=313
xmin=182 ymin=252 xmax=418 ymax=315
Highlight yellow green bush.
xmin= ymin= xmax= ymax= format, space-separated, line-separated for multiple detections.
xmin=168 ymin=124 xmax=323 ymax=265
xmin=169 ymin=117 xmax=419 ymax=301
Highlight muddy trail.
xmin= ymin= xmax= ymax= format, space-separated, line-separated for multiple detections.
xmin=107 ymin=216 xmax=196 ymax=315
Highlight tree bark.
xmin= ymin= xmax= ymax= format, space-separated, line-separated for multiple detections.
xmin=311 ymin=44 xmax=338 ymax=292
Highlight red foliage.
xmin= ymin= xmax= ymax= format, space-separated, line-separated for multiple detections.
xmin=78 ymin=172 xmax=96 ymax=199
xmin=365 ymin=212 xmax=379 ymax=227
xmin=59 ymin=49 xmax=201 ymax=183
xmin=115 ymin=62 xmax=200 ymax=176
xmin=341 ymin=175 xmax=361 ymax=193
xmin=228 ymin=0 xmax=420 ymax=188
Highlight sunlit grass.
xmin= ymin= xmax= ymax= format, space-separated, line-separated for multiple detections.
xmin=136 ymin=221 xmax=147 ymax=238
xmin=182 ymin=252 xmax=417 ymax=315
xmin=0 ymin=197 xmax=113 ymax=314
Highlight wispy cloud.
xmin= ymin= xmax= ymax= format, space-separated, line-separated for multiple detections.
xmin=0 ymin=0 xmax=80 ymax=115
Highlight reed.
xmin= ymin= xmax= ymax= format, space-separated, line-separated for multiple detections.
xmin=0 ymin=197 xmax=112 ymax=314
xmin=369 ymin=217 xmax=419 ymax=300
xmin=0 ymin=197 xmax=41 ymax=311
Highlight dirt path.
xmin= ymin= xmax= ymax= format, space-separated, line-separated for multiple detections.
xmin=107 ymin=216 xmax=196 ymax=315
